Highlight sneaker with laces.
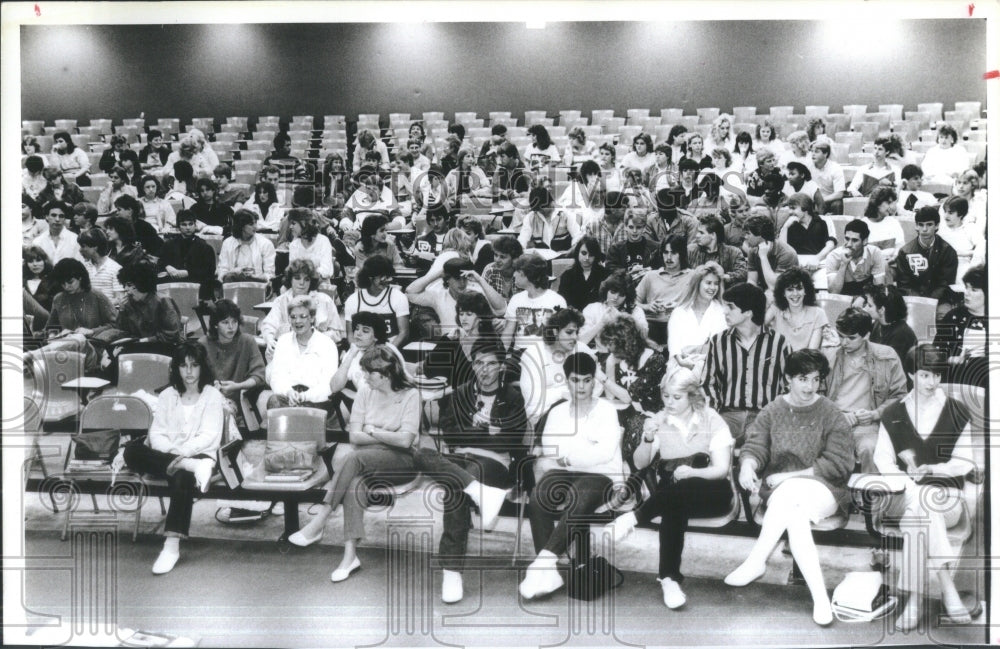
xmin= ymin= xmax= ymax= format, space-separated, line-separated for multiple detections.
xmin=658 ymin=577 xmax=686 ymax=609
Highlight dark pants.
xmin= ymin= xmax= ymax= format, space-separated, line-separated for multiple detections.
xmin=123 ymin=443 xmax=209 ymax=537
xmin=528 ymin=470 xmax=613 ymax=562
xmin=411 ymin=448 xmax=513 ymax=571
xmin=634 ymin=474 xmax=733 ymax=581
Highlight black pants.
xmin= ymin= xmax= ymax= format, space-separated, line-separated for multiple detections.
xmin=634 ymin=474 xmax=733 ymax=581
xmin=411 ymin=449 xmax=513 ymax=571
xmin=123 ymin=443 xmax=210 ymax=537
xmin=528 ymin=470 xmax=613 ymax=562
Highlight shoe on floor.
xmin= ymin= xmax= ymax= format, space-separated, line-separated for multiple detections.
xmin=152 ymin=549 xmax=180 ymax=575
xmin=658 ymin=577 xmax=687 ymax=609
xmin=270 ymin=502 xmax=285 ymax=516
xmin=331 ymin=557 xmax=361 ymax=583
xmin=519 ymin=559 xmax=564 ymax=599
xmin=605 ymin=512 xmax=637 ymax=543
xmin=724 ymin=560 xmax=766 ymax=587
xmin=441 ymin=570 xmax=463 ymax=604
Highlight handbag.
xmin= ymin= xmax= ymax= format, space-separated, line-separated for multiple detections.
xmin=831 ymin=571 xmax=897 ymax=622
xmin=263 ymin=440 xmax=318 ymax=473
xmin=567 ymin=556 xmax=625 ymax=601
xmin=71 ymin=429 xmax=121 ymax=461
xmin=656 ymin=453 xmax=710 ymax=483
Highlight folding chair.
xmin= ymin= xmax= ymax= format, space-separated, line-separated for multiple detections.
xmin=110 ymin=353 xmax=172 ymax=396
xmin=903 ymin=296 xmax=938 ymax=342
xmin=697 ymin=107 xmax=721 ymax=124
xmin=223 ymin=281 xmax=268 ymax=311
xmin=27 ymin=349 xmax=85 ymax=425
xmin=157 ymin=282 xmax=205 ymax=335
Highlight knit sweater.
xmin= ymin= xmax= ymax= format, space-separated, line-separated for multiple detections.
xmin=741 ymin=395 xmax=854 ymax=511
xmin=198 ymin=333 xmax=266 ymax=388
xmin=45 ymin=290 xmax=117 ymax=333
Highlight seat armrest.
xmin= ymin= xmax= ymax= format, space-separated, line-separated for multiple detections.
xmin=848 ymin=473 xmax=907 ymax=495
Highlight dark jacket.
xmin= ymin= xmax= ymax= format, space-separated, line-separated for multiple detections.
xmin=157 ymin=234 xmax=217 ymax=286
xmin=892 ymin=235 xmax=958 ymax=301
xmin=437 ymin=379 xmax=529 ymax=457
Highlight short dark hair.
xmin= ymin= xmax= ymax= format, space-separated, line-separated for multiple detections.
xmin=901 ymin=164 xmax=923 ymax=180
xmin=605 ymin=190 xmax=626 ymax=210
xmin=722 ymin=282 xmax=767 ymax=326
xmin=864 ymin=186 xmax=897 ymax=219
xmin=562 ymin=350 xmax=597 ymax=378
xmin=745 ymin=214 xmax=776 ymax=241
xmin=762 ymin=169 xmax=786 ymax=192
xmin=356 ymin=255 xmax=395 ymax=289
xmin=25 ymin=155 xmax=45 ymax=174
xmin=195 ymin=177 xmax=217 ymax=193
xmin=284 ymin=258 xmax=320 ymax=292
xmin=660 ymin=233 xmax=690 ymax=268
xmin=529 ymin=186 xmax=554 ymax=211
xmin=492 ymin=235 xmax=523 ymax=259
xmin=175 ymin=208 xmax=198 ymax=225
xmin=209 ymin=299 xmax=242 ymax=340
xmin=288 ymin=208 xmax=319 ymax=240
xmin=213 ymin=163 xmax=233 ymax=180
xmin=490 ymin=124 xmax=508 ymax=136
xmin=941 ymin=196 xmax=969 ymax=218
xmin=168 ymin=342 xmax=215 ymax=393
xmin=513 ymin=253 xmax=550 ymax=289
xmin=455 ymin=290 xmax=492 ymax=320
xmin=656 ymin=187 xmax=684 ymax=218
xmin=43 ymin=200 xmax=70 ymax=217
xmin=231 ymin=209 xmax=257 ymax=236
xmin=784 ymin=348 xmax=829 ymax=380
xmin=786 ymin=161 xmax=812 ymax=181
xmin=698 ymin=214 xmax=726 ymax=249
xmin=543 ymin=307 xmax=584 ymax=346
xmin=860 ymin=284 xmax=908 ymax=325
xmin=351 ymin=311 xmax=389 ymax=344
xmin=904 ymin=343 xmax=949 ymax=376
xmin=571 ymin=236 xmax=604 ymax=270
xmin=598 ymin=270 xmax=635 ymax=310
xmin=52 ymin=258 xmax=91 ymax=292
xmin=73 ymin=201 xmax=98 ymax=225
xmin=836 ymin=307 xmax=874 ymax=337
xmin=117 ymin=262 xmax=159 ymax=294
xmin=442 ymin=257 xmax=475 ymax=283
xmin=772 ymin=268 xmax=817 ymax=311
xmin=578 ymin=159 xmax=601 ymax=180
xmin=470 ymin=338 xmax=506 ymax=363
xmin=844 ymin=218 xmax=870 ymax=240
xmin=678 ymin=158 xmax=700 ymax=173
xmin=963 ymin=264 xmax=986 ymax=292
xmin=103 ymin=215 xmax=137 ymax=246
xmin=914 ymin=205 xmax=940 ymax=225
xmin=77 ymin=227 xmax=111 ymax=256
xmin=936 ymin=124 xmax=958 ymax=145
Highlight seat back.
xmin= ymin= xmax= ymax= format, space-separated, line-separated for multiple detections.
xmin=697 ymin=107 xmax=721 ymax=124
xmin=817 ymin=293 xmax=853 ymax=326
xmin=842 ymin=197 xmax=867 ymax=217
xmin=223 ymin=281 xmax=268 ymax=310
xmin=81 ymin=395 xmax=152 ymax=434
xmin=117 ymin=353 xmax=172 ymax=395
xmin=267 ymin=407 xmax=327 ymax=443
xmin=30 ymin=350 xmax=85 ymax=422
xmin=903 ymin=296 xmax=938 ymax=341
xmin=157 ymin=282 xmax=203 ymax=334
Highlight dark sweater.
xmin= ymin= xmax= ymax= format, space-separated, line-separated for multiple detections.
xmin=157 ymin=234 xmax=217 ymax=285
xmin=437 ymin=379 xmax=529 ymax=456
xmin=881 ymin=397 xmax=970 ymax=489
xmin=557 ymin=264 xmax=609 ymax=311
xmin=198 ymin=333 xmax=266 ymax=389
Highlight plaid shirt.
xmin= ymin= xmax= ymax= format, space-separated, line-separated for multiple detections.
xmin=585 ymin=219 xmax=626 ymax=256
xmin=482 ymin=262 xmax=515 ymax=299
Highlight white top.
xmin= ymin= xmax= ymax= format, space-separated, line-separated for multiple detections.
xmin=410 ymin=281 xmax=486 ymax=328
xmin=266 ymin=329 xmax=340 ymax=403
xmin=344 ymin=186 xmax=397 ymax=229
xmin=260 ymin=290 xmax=344 ymax=344
xmin=289 ymin=236 xmax=334 ymax=280
xmin=666 ymin=301 xmax=727 ymax=357
xmin=33 ymin=229 xmax=83 ymax=264
xmin=860 ymin=217 xmax=906 ymax=252
xmin=504 ymin=289 xmax=567 ymax=350
xmin=620 ymin=151 xmax=657 ymax=176
xmin=650 ymin=406 xmax=733 ymax=460
xmin=536 ymin=398 xmax=624 ymax=481
xmin=524 ymin=144 xmax=562 ymax=170
xmin=217 ymin=234 xmax=276 ymax=280
xmin=247 ymin=201 xmax=285 ymax=232
xmin=811 ymin=160 xmax=846 ymax=197
xmin=344 ymin=285 xmax=410 ymax=323
xmin=580 ymin=302 xmax=649 ymax=345
xmin=519 ymin=342 xmax=601 ymax=427
xmin=516 ymin=209 xmax=583 ymax=250
xmin=920 ymin=144 xmax=971 ymax=183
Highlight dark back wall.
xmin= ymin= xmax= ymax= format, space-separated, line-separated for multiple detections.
xmin=21 ymin=20 xmax=987 ymax=125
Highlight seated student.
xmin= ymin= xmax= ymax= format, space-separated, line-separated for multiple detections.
xmin=35 ymin=258 xmax=118 ymax=372
xmin=853 ymin=284 xmax=918 ymax=365
xmin=725 ymin=349 xmax=853 ymax=626
xmin=585 ymin=190 xmax=628 ymax=254
xmin=23 ymin=245 xmax=59 ymax=316
xmin=341 ymin=165 xmax=403 ymax=232
xmin=409 ymin=340 xmax=527 ymax=603
xmin=114 ymin=195 xmax=164 ymax=258
xmin=579 ymin=270 xmax=649 ymax=346
xmin=750 ymin=170 xmax=791 ymax=227
xmin=322 ymin=152 xmax=354 ymax=209
xmin=476 ymin=126 xmax=507 ymax=177
xmin=607 ymin=208 xmax=661 ymax=282
xmin=329 ymin=311 xmax=408 ymax=400
xmin=257 ymin=294 xmax=339 ymax=416
xmin=413 ymin=164 xmax=453 ymax=222
xmin=260 ymin=259 xmax=343 ymax=362
xmin=563 ymin=125 xmax=598 ymax=167
xmin=745 ymin=147 xmax=779 ymax=198
xmin=481 ymin=235 xmax=522 ymax=301
xmin=824 ymin=307 xmax=908 ymax=472
xmin=872 ymin=343 xmax=981 ymax=631
xmin=892 ymin=206 xmax=959 ymax=311
xmin=687 ymin=214 xmax=747 ymax=285
xmin=98 ymin=134 xmax=129 ymax=173
xmin=934 ymin=265 xmax=987 ymax=389
xmin=557 ymin=159 xmax=605 ymax=230
xmin=491 ymin=141 xmax=531 ymax=206
xmin=781 ymin=161 xmax=826 ymax=215
xmin=846 ymin=137 xmax=897 ymax=199
xmin=344 ymin=255 xmax=410 ymax=348
xmin=405 ymin=137 xmax=432 ymax=173
xmin=937 ymin=196 xmax=985 ymax=269
xmin=212 ymin=163 xmax=249 ymax=209
xmin=102 ymin=262 xmax=184 ymax=357
xmin=353 ymin=214 xmax=405 ymax=271
xmin=778 ymin=193 xmax=836 ymax=267
xmin=621 ymin=167 xmax=656 ymax=213
xmin=599 ymin=314 xmax=665 ymax=451
xmin=33 ymin=200 xmax=83 ymax=264
xmin=156 ymin=209 xmax=217 ymax=300
xmin=456 ymin=215 xmax=494 ymax=273
xmin=446 ymin=149 xmax=490 ymax=207
xmin=77 ymin=228 xmax=124 ymax=305
xmin=243 ymin=165 xmax=288 ymax=207
xmin=666 ymin=262 xmax=728 ymax=376
xmin=190 ymin=178 xmax=234 ymax=236
xmin=70 ymin=202 xmax=98 ymax=236
xmin=513 ymin=185 xmax=582 ymax=253
xmin=122 ymin=342 xmax=226 ymax=574
xmin=679 ymin=132 xmax=711 ymax=171
xmin=721 ymin=194 xmax=753 ymax=247
xmin=808 ymin=141 xmax=846 ymax=213
xmin=860 ymin=186 xmax=905 ymax=257
xmin=673 ymin=158 xmax=701 ymax=208
xmin=949 ymin=168 xmax=986 ymax=238
xmin=824 ymin=218 xmax=888 ymax=296
xmin=646 ymin=143 xmax=675 ymax=193
xmin=162 ymin=136 xmax=213 ymax=180
xmin=764 ymin=267 xmax=828 ymax=351
xmin=139 ymin=129 xmax=171 ymax=172
xmin=743 ymin=213 xmax=798 ymax=293
xmin=288 ymin=209 xmax=334 ymax=282
xmin=49 ymin=130 xmax=92 ymax=186
xmin=524 ymin=124 xmax=561 ymax=172
xmin=897 ymin=164 xmax=937 ymax=216
xmin=262 ymin=132 xmax=307 ymax=183
xmin=519 ymin=351 xmax=624 ymax=600
xmin=702 ymin=282 xmax=790 ymax=441
xmin=351 ymin=129 xmax=390 ymax=172
xmin=409 ymin=205 xmax=452 ymax=271
xmin=22 ymin=154 xmax=47 ymax=203
xmin=636 ymin=234 xmax=692 ymax=345
xmin=778 ymin=130 xmax=815 ymax=176
xmin=22 ymin=199 xmax=47 ymax=246
xmin=501 ymin=253 xmax=567 ymax=352
xmin=920 ymin=124 xmax=970 ymax=185
xmin=162 ymin=161 xmax=198 ymax=210
xmin=139 ymin=175 xmax=177 ymax=232
xmin=286 ymin=346 xmax=421 ymax=586
xmin=417 ymin=290 xmax=500 ymax=387
xmin=198 ymin=299 xmax=266 ymax=426
xmin=217 ymin=209 xmax=276 ymax=283
xmin=102 ymin=215 xmax=148 ymax=269
xmin=605 ymin=367 xmax=734 ymax=609
xmin=409 ymin=258 xmax=507 ymax=335
xmin=646 ymin=187 xmax=698 ymax=244
xmin=245 ymin=181 xmax=284 ymax=232
xmin=557 ymin=236 xmax=607 ymax=312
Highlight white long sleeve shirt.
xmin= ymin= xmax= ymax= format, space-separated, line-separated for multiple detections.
xmin=266 ymin=329 xmax=340 ymax=403
xmin=536 ymin=398 xmax=624 ymax=481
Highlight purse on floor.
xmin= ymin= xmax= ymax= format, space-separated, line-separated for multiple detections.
xmin=567 ymin=556 xmax=625 ymax=601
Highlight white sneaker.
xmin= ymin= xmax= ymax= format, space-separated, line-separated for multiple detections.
xmin=658 ymin=577 xmax=687 ymax=609
xmin=519 ymin=558 xmax=564 ymax=599
xmin=193 ymin=459 xmax=214 ymax=493
xmin=604 ymin=512 xmax=637 ymax=543
xmin=152 ymin=549 xmax=180 ymax=575
xmin=441 ymin=570 xmax=463 ymax=604
xmin=465 ymin=483 xmax=508 ymax=529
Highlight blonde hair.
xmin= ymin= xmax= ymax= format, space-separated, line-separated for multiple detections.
xmin=660 ymin=366 xmax=706 ymax=411
xmin=442 ymin=227 xmax=475 ymax=258
xmin=677 ymin=262 xmax=725 ymax=310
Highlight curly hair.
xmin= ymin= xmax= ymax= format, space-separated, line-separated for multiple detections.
xmin=772 ymin=267 xmax=817 ymax=311
xmin=542 ymin=307 xmax=584 ymax=346
xmin=599 ymin=315 xmax=646 ymax=368
xmin=598 ymin=270 xmax=636 ymax=311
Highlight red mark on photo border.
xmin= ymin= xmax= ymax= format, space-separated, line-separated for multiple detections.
xmin=968 ymin=3 xmax=974 ymax=15
xmin=984 ymin=70 xmax=999 ymax=80
xmin=34 ymin=4 xmax=41 ymax=16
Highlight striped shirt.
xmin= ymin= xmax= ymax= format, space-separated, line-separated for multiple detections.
xmin=585 ymin=219 xmax=626 ymax=257
xmin=702 ymin=327 xmax=789 ymax=412
xmin=84 ymin=256 xmax=124 ymax=304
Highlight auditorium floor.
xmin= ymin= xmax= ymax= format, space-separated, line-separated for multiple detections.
xmin=18 ymin=531 xmax=986 ymax=648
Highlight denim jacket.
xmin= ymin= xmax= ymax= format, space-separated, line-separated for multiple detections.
xmin=823 ymin=340 xmax=908 ymax=419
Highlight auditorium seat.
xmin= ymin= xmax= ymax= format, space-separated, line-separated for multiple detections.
xmin=841 ymin=104 xmax=866 ymax=120
xmin=191 ymin=117 xmax=215 ymax=134
xmin=842 ymin=197 xmax=867 ymax=217
xmin=660 ymin=108 xmax=684 ymax=122
xmin=954 ymin=101 xmax=982 ymax=119
xmin=944 ymin=110 xmax=973 ymax=132
xmin=241 ymin=150 xmax=267 ymax=162
xmin=291 ymin=115 xmax=315 ymax=128
xmin=88 ymin=119 xmax=113 ymax=135
xmin=524 ymin=110 xmax=547 ymax=125
xmin=783 ymin=115 xmax=807 ymax=133
xmin=459 ymin=118 xmax=484 ymax=129
xmin=768 ymin=106 xmax=793 ymax=121
xmin=835 ymin=131 xmax=863 ymax=153
xmin=591 ymin=109 xmax=615 ymax=125
xmin=804 ymin=105 xmax=829 ymax=118
xmin=676 ymin=115 xmax=699 ymax=131
xmin=323 ymin=115 xmax=347 ymax=129
xmin=224 ymin=116 xmax=248 ymax=130
xmin=23 ymin=120 xmax=45 ymax=135
xmin=78 ymin=126 xmax=103 ymax=140
xmin=54 ymin=119 xmax=78 ymax=132
xmin=698 ymin=107 xmax=721 ymax=123
xmin=602 ymin=117 xmax=625 ymax=135
xmin=120 ymin=117 xmax=145 ymax=131
xmin=637 ymin=117 xmax=661 ymax=132
xmin=558 ymin=109 xmax=582 ymax=124
xmin=453 ymin=111 xmax=478 ymax=124
xmin=422 ymin=111 xmax=445 ymax=123
xmin=877 ymin=104 xmax=903 ymax=122
xmin=694 ymin=125 xmax=712 ymax=140
xmin=890 ymin=120 xmax=919 ymax=143
xmin=903 ymin=111 xmax=935 ymax=131
xmin=732 ymin=122 xmax=755 ymax=137
xmin=829 ymin=142 xmax=850 ymax=164
xmin=492 ymin=116 xmax=517 ymax=129
xmin=916 ymin=102 xmax=944 ymax=122
xmin=732 ymin=106 xmax=757 ymax=123
xmin=74 ymin=134 xmax=93 ymax=149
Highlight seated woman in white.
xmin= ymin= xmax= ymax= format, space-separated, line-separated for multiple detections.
xmin=562 ymin=126 xmax=598 ymax=166
xmin=260 ymin=259 xmax=343 ymax=362
xmin=666 ymin=262 xmax=727 ymax=376
xmin=245 ymin=181 xmax=285 ymax=232
xmin=121 ymin=342 xmax=227 ymax=574
xmin=872 ymin=344 xmax=981 ymax=631
xmin=287 ymin=210 xmax=334 ymax=282
xmin=557 ymin=159 xmax=605 ymax=229
xmin=341 ymin=166 xmax=403 ymax=232
xmin=920 ymin=125 xmax=970 ymax=185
